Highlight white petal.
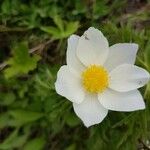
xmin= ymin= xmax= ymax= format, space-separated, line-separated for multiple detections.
xmin=99 ymin=89 xmax=145 ymax=111
xmin=109 ymin=64 xmax=150 ymax=92
xmin=76 ymin=27 xmax=109 ymax=66
xmin=104 ymin=43 xmax=138 ymax=71
xmin=55 ymin=65 xmax=85 ymax=104
xmin=67 ymin=35 xmax=85 ymax=75
xmin=73 ymin=93 xmax=108 ymax=127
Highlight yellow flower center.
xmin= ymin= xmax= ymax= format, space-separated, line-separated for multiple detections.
xmin=82 ymin=65 xmax=109 ymax=93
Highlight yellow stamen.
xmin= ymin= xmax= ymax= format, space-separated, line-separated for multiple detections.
xmin=82 ymin=65 xmax=109 ymax=93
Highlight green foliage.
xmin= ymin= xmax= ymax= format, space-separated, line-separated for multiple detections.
xmin=9 ymin=110 xmax=44 ymax=125
xmin=145 ymin=39 xmax=150 ymax=71
xmin=65 ymin=112 xmax=80 ymax=127
xmin=41 ymin=16 xmax=79 ymax=39
xmin=4 ymin=41 xmax=40 ymax=78
xmin=0 ymin=0 xmax=150 ymax=149
xmin=23 ymin=137 xmax=45 ymax=150
xmin=0 ymin=128 xmax=28 ymax=149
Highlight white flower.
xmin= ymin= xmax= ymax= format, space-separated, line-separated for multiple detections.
xmin=55 ymin=27 xmax=150 ymax=127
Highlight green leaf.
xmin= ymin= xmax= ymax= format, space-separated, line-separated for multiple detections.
xmin=64 ymin=21 xmax=79 ymax=37
xmin=93 ymin=0 xmax=109 ymax=19
xmin=65 ymin=144 xmax=76 ymax=150
xmin=65 ymin=112 xmax=80 ymax=127
xmin=41 ymin=19 xmax=78 ymax=39
xmin=0 ymin=92 xmax=15 ymax=106
xmin=53 ymin=15 xmax=64 ymax=31
xmin=23 ymin=137 xmax=45 ymax=150
xmin=9 ymin=110 xmax=44 ymax=125
xmin=4 ymin=41 xmax=40 ymax=78
xmin=1 ymin=0 xmax=11 ymax=14
xmin=0 ymin=129 xmax=28 ymax=149
xmin=144 ymin=40 xmax=150 ymax=71
xmin=40 ymin=26 xmax=60 ymax=38
xmin=0 ymin=113 xmax=10 ymax=129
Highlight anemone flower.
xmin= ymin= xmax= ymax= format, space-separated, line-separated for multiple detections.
xmin=55 ymin=27 xmax=150 ymax=127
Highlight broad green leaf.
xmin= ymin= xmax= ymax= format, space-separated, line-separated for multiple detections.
xmin=9 ymin=110 xmax=44 ymax=125
xmin=41 ymin=20 xmax=79 ymax=39
xmin=0 ymin=113 xmax=30 ymax=128
xmin=64 ymin=21 xmax=79 ymax=37
xmin=40 ymin=26 xmax=60 ymax=37
xmin=4 ymin=41 xmax=40 ymax=78
xmin=23 ymin=137 xmax=45 ymax=150
xmin=40 ymin=26 xmax=63 ymax=39
xmin=53 ymin=15 xmax=64 ymax=31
